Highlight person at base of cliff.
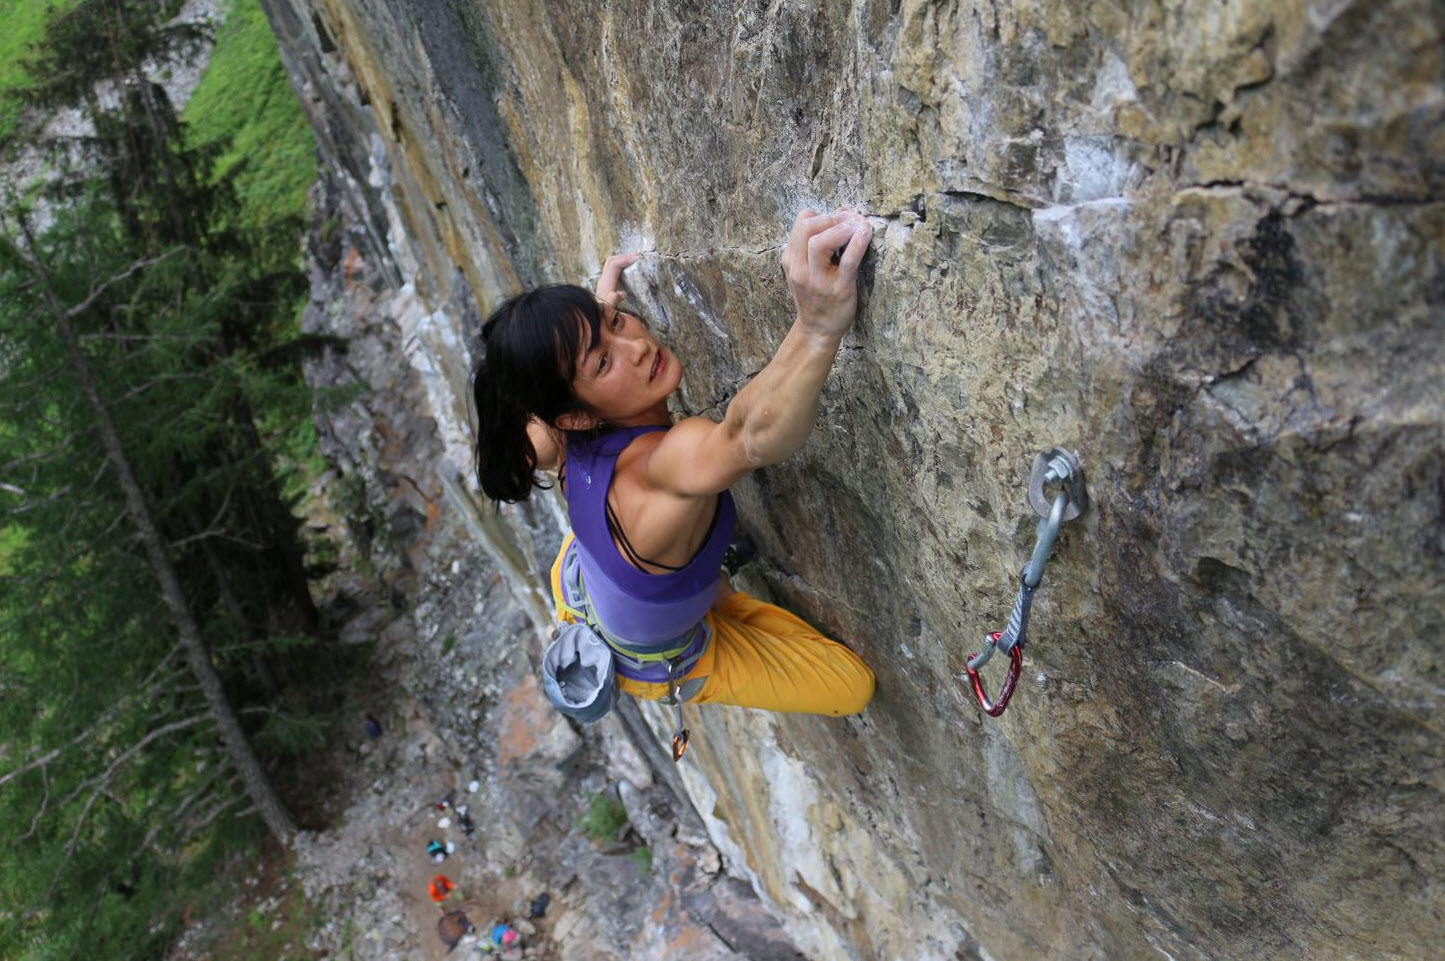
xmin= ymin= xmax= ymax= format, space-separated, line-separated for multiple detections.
xmin=471 ymin=209 xmax=876 ymax=719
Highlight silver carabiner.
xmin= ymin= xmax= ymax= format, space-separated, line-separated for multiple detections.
xmin=667 ymin=658 xmax=690 ymax=762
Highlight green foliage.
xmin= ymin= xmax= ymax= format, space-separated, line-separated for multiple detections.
xmin=253 ymin=704 xmax=328 ymax=758
xmin=255 ymin=373 xmax=332 ymax=510
xmin=629 ymin=845 xmax=653 ymax=873
xmin=18 ymin=0 xmax=209 ymax=115
xmin=0 ymin=0 xmax=81 ymax=136
xmin=577 ymin=788 xmax=630 ymax=844
xmin=13 ymin=2 xmax=218 ymax=251
xmin=183 ymin=0 xmax=315 ymax=230
xmin=0 ymin=2 xmax=331 ymax=959
xmin=186 ymin=5 xmax=328 ymax=560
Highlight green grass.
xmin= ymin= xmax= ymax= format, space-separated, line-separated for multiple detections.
xmin=1 ymin=0 xmax=316 ymax=226
xmin=577 ymin=789 xmax=630 ymax=844
xmin=0 ymin=0 xmax=81 ymax=137
xmin=182 ymin=0 xmax=314 ymax=228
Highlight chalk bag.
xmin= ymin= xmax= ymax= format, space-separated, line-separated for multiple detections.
xmin=542 ymin=621 xmax=617 ymax=724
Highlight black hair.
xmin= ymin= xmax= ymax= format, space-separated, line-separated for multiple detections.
xmin=472 ymin=284 xmax=603 ymax=502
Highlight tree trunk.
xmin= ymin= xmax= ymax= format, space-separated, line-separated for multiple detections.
xmin=192 ymin=515 xmax=281 ymax=697
xmin=20 ymin=225 xmax=296 ymax=843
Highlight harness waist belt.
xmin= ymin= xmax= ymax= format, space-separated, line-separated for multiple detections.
xmin=559 ymin=541 xmax=710 ymax=684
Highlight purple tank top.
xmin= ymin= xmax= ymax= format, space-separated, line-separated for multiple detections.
xmin=564 ymin=425 xmax=736 ymax=647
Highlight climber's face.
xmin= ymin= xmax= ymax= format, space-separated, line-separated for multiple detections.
xmin=567 ymin=302 xmax=681 ymax=427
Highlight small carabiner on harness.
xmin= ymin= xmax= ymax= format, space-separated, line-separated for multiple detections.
xmin=666 ymin=658 xmax=690 ymax=762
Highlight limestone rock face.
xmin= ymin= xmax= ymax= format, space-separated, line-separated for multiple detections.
xmin=262 ymin=0 xmax=1443 ymax=958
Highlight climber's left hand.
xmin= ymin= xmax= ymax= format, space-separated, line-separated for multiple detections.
xmin=596 ymin=252 xmax=639 ymax=310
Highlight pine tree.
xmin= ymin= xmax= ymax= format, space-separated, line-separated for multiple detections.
xmin=0 ymin=2 xmax=329 ymax=953
xmin=6 ymin=206 xmax=298 ymax=841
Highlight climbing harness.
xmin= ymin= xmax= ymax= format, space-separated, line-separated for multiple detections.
xmin=965 ymin=448 xmax=1088 ymax=717
xmin=550 ymin=541 xmax=710 ymax=761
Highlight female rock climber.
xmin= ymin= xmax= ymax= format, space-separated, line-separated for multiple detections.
xmin=471 ymin=209 xmax=876 ymax=738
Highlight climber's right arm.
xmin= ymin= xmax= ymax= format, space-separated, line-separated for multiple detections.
xmin=645 ymin=210 xmax=872 ymax=497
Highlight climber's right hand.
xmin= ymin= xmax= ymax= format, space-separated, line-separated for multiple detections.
xmin=781 ymin=209 xmax=872 ymax=340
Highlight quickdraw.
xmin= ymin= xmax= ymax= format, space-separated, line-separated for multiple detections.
xmin=967 ymin=631 xmax=1022 ymax=716
xmin=966 ymin=448 xmax=1087 ymax=718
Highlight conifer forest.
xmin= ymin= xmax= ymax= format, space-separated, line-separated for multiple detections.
xmin=2 ymin=2 xmax=328 ymax=956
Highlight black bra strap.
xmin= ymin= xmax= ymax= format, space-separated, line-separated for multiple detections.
xmin=606 ymin=499 xmax=686 ymax=572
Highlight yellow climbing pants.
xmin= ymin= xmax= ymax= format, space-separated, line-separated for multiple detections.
xmin=550 ymin=535 xmax=875 ymax=716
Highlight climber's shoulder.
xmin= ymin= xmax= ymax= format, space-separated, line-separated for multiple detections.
xmin=638 ymin=415 xmax=753 ymax=499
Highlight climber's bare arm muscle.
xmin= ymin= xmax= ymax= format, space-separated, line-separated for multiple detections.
xmin=643 ymin=325 xmax=847 ymax=496
xmin=642 ymin=415 xmax=755 ymax=497
xmin=643 ymin=210 xmax=872 ymax=498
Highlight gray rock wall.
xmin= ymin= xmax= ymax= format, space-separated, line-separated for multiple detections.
xmin=263 ymin=0 xmax=1444 ymax=958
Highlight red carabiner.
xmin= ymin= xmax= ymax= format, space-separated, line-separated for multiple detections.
xmin=671 ymin=728 xmax=690 ymax=762
xmin=966 ymin=632 xmax=1023 ymax=717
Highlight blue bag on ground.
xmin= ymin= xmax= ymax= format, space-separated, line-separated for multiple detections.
xmin=542 ymin=622 xmax=616 ymax=723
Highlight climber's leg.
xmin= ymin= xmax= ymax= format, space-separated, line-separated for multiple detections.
xmin=553 ymin=533 xmax=874 ymax=716
xmin=618 ymin=591 xmax=875 ymax=717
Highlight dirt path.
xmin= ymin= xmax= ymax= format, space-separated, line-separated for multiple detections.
xmin=385 ymin=782 xmax=556 ymax=960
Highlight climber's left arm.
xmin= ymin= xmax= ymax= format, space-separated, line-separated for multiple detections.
xmin=527 ymin=417 xmax=563 ymax=472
